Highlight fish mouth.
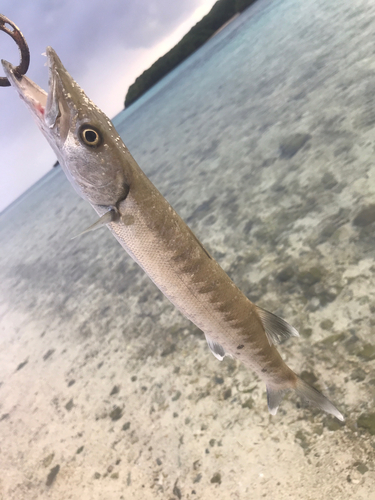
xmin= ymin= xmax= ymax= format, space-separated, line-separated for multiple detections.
xmin=1 ymin=47 xmax=71 ymax=134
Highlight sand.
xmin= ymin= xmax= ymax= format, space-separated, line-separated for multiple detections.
xmin=1 ymin=0 xmax=375 ymax=498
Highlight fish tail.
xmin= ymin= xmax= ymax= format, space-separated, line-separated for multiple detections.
xmin=295 ymin=377 xmax=344 ymax=420
xmin=267 ymin=377 xmax=344 ymax=421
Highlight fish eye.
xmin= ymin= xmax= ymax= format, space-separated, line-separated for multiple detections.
xmin=79 ymin=125 xmax=102 ymax=147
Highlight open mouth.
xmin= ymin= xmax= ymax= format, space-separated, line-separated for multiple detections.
xmin=1 ymin=47 xmax=61 ymax=128
xmin=2 ymin=58 xmax=47 ymax=118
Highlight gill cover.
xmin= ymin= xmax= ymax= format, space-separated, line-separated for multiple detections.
xmin=2 ymin=47 xmax=132 ymax=207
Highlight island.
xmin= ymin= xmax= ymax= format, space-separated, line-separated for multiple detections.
xmin=124 ymin=0 xmax=256 ymax=108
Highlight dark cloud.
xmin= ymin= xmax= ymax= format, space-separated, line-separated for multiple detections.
xmin=1 ymin=1 xmax=201 ymax=72
xmin=1 ymin=0 xmax=204 ymax=95
xmin=0 ymin=0 xmax=212 ymax=211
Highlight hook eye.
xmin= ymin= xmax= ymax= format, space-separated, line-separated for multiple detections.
xmin=0 ymin=14 xmax=30 ymax=87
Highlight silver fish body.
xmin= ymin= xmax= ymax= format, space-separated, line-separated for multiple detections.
xmin=2 ymin=48 xmax=343 ymax=420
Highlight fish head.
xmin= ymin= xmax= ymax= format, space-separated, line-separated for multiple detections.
xmin=2 ymin=47 xmax=131 ymax=207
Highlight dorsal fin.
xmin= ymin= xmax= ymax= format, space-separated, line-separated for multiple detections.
xmin=205 ymin=334 xmax=226 ymax=361
xmin=255 ymin=306 xmax=299 ymax=345
xmin=71 ymin=209 xmax=118 ymax=239
xmin=187 ymin=226 xmax=212 ymax=259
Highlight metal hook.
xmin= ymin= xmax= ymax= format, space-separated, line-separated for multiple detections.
xmin=0 ymin=14 xmax=30 ymax=87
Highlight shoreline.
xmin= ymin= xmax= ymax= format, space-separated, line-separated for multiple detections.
xmin=208 ymin=13 xmax=241 ymax=40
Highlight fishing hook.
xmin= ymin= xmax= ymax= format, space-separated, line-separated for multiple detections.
xmin=0 ymin=14 xmax=30 ymax=87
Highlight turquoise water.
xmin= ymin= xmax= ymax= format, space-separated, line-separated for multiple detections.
xmin=1 ymin=0 xmax=375 ymax=498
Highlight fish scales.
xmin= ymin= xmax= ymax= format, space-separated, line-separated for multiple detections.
xmin=106 ymin=166 xmax=280 ymax=368
xmin=2 ymin=48 xmax=343 ymax=421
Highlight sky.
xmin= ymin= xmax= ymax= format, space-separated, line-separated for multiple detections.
xmin=0 ymin=0 xmax=218 ymax=213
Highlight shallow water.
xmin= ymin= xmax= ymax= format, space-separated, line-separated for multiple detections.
xmin=1 ymin=0 xmax=375 ymax=498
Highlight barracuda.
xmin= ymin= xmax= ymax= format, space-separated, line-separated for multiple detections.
xmin=2 ymin=48 xmax=343 ymax=420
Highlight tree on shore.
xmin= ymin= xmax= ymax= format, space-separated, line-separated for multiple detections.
xmin=124 ymin=0 xmax=256 ymax=108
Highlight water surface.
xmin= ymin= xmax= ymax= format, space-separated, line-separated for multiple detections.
xmin=1 ymin=0 xmax=375 ymax=498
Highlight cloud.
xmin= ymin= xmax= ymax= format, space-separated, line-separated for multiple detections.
xmin=1 ymin=1 xmax=201 ymax=73
xmin=0 ymin=0 xmax=205 ymax=111
xmin=0 ymin=0 xmax=216 ymax=212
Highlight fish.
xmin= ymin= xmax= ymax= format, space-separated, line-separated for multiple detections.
xmin=2 ymin=48 xmax=344 ymax=421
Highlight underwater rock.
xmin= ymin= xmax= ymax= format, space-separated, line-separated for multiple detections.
xmin=279 ymin=133 xmax=311 ymax=158
xmin=352 ymin=204 xmax=375 ymax=227
xmin=357 ymin=343 xmax=375 ymax=361
xmin=318 ymin=289 xmax=338 ymax=306
xmin=173 ymin=479 xmax=182 ymax=499
xmin=297 ymin=267 xmax=324 ymax=287
xmin=65 ymin=399 xmax=73 ymax=411
xmin=46 ymin=464 xmax=60 ymax=486
xmin=43 ymin=349 xmax=55 ymax=361
xmin=172 ymin=390 xmax=181 ymax=401
xmin=301 ymin=328 xmax=313 ymax=338
xmin=321 ymin=172 xmax=338 ymax=190
xmin=42 ymin=453 xmax=54 ymax=468
xmin=161 ymin=343 xmax=176 ymax=357
xmin=357 ymin=412 xmax=375 ymax=435
xmin=243 ymin=220 xmax=254 ymax=234
xmin=344 ymin=334 xmax=360 ymax=354
xmin=357 ymin=463 xmax=369 ymax=474
xmin=276 ymin=265 xmax=295 ymax=282
xmin=213 ymin=375 xmax=224 ymax=385
xmin=350 ymin=368 xmax=366 ymax=382
xmin=16 ymin=359 xmax=28 ymax=371
xmin=210 ymin=472 xmax=222 ymax=484
xmin=186 ymin=195 xmax=217 ymax=223
xmin=242 ymin=397 xmax=254 ymax=409
xmin=109 ymin=406 xmax=123 ymax=421
xmin=320 ymin=319 xmax=334 ymax=331
xmin=324 ymin=417 xmax=345 ymax=431
xmin=355 ymin=462 xmax=369 ymax=474
xmin=300 ymin=371 xmax=318 ymax=386
xmin=320 ymin=333 xmax=345 ymax=346
xmin=222 ymin=387 xmax=232 ymax=400
xmin=295 ymin=429 xmax=310 ymax=450
xmin=319 ymin=222 xmax=337 ymax=241
xmin=110 ymin=385 xmax=120 ymax=396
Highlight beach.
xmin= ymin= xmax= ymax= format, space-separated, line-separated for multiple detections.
xmin=1 ymin=0 xmax=375 ymax=498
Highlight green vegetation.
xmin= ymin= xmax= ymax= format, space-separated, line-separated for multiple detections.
xmin=124 ymin=0 xmax=256 ymax=108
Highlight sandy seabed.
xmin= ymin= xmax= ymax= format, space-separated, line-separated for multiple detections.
xmin=1 ymin=0 xmax=375 ymax=498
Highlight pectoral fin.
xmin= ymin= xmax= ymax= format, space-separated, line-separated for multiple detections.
xmin=205 ymin=334 xmax=226 ymax=361
xmin=266 ymin=385 xmax=285 ymax=415
xmin=71 ymin=210 xmax=118 ymax=239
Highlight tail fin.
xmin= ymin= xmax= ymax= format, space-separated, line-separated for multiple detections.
xmin=295 ymin=377 xmax=344 ymax=421
xmin=267 ymin=378 xmax=344 ymax=421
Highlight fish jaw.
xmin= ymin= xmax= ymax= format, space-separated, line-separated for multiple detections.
xmin=1 ymin=61 xmax=47 ymax=114
xmin=2 ymin=50 xmax=67 ymax=151
xmin=2 ymin=47 xmax=131 ymax=207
